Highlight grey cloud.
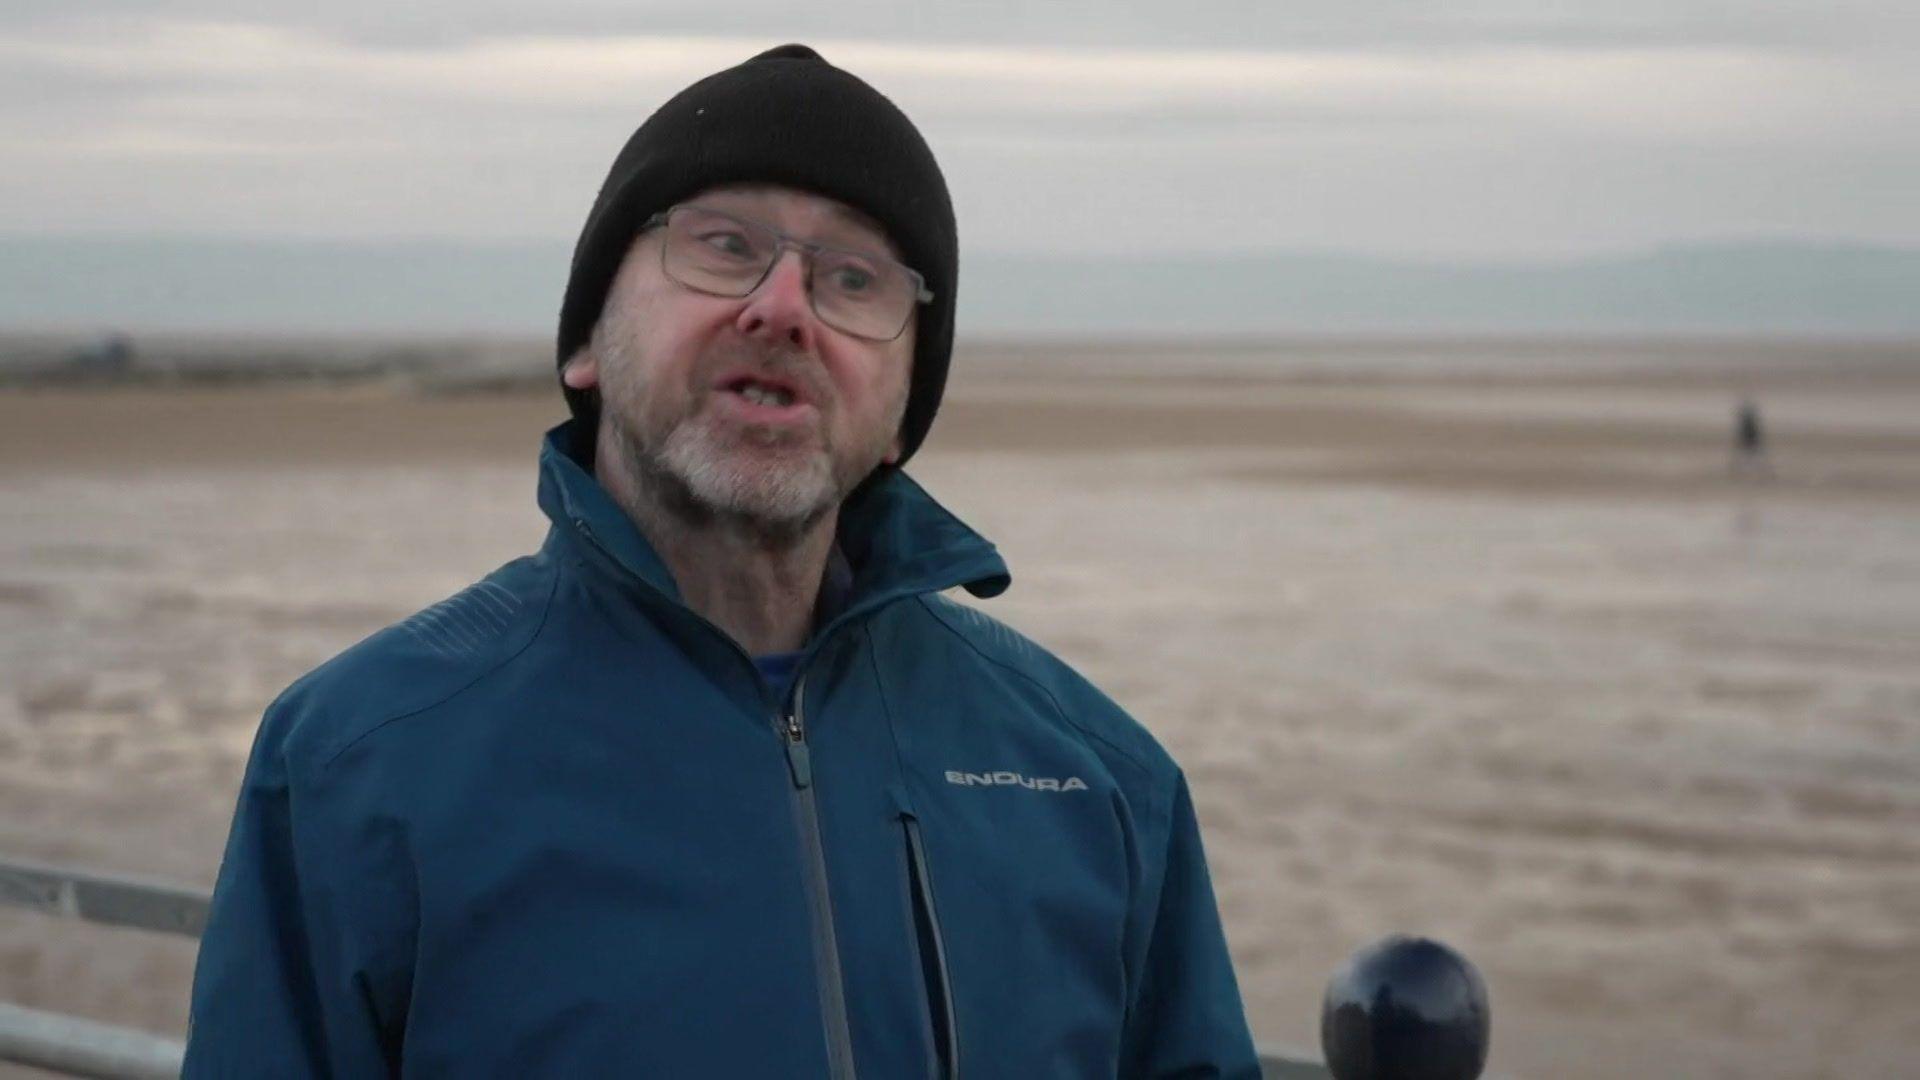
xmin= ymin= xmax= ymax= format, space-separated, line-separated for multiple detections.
xmin=9 ymin=1 xmax=1918 ymax=54
xmin=930 ymin=101 xmax=1467 ymax=147
xmin=2 ymin=3 xmax=1914 ymax=259
xmin=0 ymin=60 xmax=202 ymax=146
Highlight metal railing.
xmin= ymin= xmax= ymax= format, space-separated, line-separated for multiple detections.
xmin=1 ymin=854 xmax=1329 ymax=1079
xmin=0 ymin=856 xmax=203 ymax=1078
xmin=0 ymin=1002 xmax=185 ymax=1080
xmin=0 ymin=857 xmax=209 ymax=938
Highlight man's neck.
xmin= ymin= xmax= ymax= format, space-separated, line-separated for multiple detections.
xmin=595 ymin=441 xmax=833 ymax=657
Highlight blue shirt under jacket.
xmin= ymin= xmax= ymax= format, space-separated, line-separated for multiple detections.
xmin=183 ymin=422 xmax=1259 ymax=1079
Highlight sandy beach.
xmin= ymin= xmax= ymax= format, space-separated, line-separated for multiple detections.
xmin=3 ymin=338 xmax=1918 ymax=1078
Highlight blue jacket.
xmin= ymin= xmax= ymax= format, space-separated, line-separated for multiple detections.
xmin=185 ymin=424 xmax=1259 ymax=1078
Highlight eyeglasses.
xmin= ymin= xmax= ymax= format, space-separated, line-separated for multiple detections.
xmin=643 ymin=204 xmax=932 ymax=342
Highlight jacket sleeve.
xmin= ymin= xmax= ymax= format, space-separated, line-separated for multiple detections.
xmin=181 ymin=705 xmax=399 ymax=1077
xmin=1120 ymin=770 xmax=1263 ymax=1079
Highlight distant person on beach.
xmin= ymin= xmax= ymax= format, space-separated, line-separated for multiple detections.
xmin=1732 ymin=395 xmax=1773 ymax=479
xmin=183 ymin=45 xmax=1258 ymax=1078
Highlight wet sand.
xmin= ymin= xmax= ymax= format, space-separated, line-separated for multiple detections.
xmin=3 ymin=340 xmax=1919 ymax=1077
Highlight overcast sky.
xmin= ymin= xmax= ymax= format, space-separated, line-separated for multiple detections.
xmin=3 ymin=2 xmax=1915 ymax=260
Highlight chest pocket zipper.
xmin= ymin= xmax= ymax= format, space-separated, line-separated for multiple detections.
xmin=902 ymin=814 xmax=959 ymax=1080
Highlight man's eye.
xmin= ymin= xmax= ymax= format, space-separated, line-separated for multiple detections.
xmin=828 ymin=265 xmax=876 ymax=294
xmin=697 ymin=230 xmax=755 ymax=258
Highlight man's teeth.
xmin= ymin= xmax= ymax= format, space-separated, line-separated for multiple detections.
xmin=739 ymin=383 xmax=794 ymax=407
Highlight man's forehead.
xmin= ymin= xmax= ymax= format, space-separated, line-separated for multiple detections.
xmin=689 ymin=183 xmax=901 ymax=258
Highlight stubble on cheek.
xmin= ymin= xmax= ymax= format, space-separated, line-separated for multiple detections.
xmin=593 ymin=302 xmax=711 ymax=456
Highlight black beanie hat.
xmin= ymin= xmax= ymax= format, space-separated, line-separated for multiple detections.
xmin=557 ymin=44 xmax=957 ymax=470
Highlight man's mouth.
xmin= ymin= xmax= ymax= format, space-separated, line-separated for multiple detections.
xmin=713 ymin=370 xmax=816 ymax=424
xmin=721 ymin=365 xmax=810 ymax=407
xmin=730 ymin=377 xmax=796 ymax=408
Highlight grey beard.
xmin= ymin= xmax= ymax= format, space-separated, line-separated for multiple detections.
xmin=585 ymin=302 xmax=904 ymax=546
xmin=609 ymin=407 xmax=842 ymax=548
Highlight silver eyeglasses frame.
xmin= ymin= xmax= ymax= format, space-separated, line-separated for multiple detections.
xmin=641 ymin=205 xmax=933 ymax=342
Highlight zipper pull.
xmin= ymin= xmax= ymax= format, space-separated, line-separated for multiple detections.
xmin=782 ymin=713 xmax=813 ymax=789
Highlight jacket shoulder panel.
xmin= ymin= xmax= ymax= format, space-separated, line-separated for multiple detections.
xmin=911 ymin=593 xmax=1176 ymax=787
xmin=271 ymin=553 xmax=558 ymax=771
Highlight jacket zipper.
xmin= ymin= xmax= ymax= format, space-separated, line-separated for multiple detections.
xmin=569 ymin=521 xmax=864 ymax=1075
xmin=779 ymin=675 xmax=859 ymax=1080
xmin=902 ymin=814 xmax=960 ymax=1080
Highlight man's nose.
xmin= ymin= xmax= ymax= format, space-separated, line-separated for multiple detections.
xmin=735 ymin=250 xmax=816 ymax=351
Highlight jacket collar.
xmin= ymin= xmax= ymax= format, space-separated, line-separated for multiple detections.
xmin=535 ymin=421 xmax=1010 ymax=624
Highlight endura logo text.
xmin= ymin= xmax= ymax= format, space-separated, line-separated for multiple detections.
xmin=945 ymin=770 xmax=1089 ymax=793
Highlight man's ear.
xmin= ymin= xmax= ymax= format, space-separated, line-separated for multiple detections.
xmin=881 ymin=431 xmax=903 ymax=466
xmin=561 ymin=349 xmax=600 ymax=390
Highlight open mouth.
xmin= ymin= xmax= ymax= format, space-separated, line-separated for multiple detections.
xmin=733 ymin=380 xmax=794 ymax=407
xmin=719 ymin=372 xmax=807 ymax=411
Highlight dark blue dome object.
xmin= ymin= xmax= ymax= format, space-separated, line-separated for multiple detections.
xmin=1320 ymin=935 xmax=1490 ymax=1080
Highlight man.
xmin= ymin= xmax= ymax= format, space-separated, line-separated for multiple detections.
xmin=185 ymin=44 xmax=1258 ymax=1078
xmin=1731 ymin=395 xmax=1772 ymax=479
